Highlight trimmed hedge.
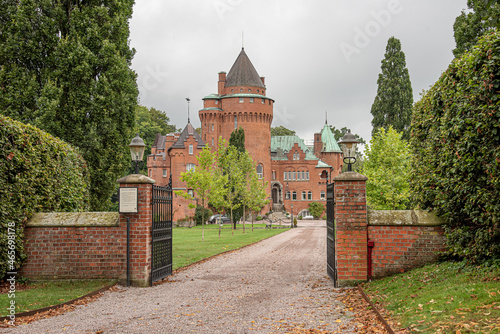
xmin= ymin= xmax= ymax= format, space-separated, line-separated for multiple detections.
xmin=410 ymin=31 xmax=500 ymax=263
xmin=0 ymin=116 xmax=89 ymax=278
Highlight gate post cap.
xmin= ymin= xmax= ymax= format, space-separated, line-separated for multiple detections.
xmin=333 ymin=171 xmax=368 ymax=182
xmin=117 ymin=174 xmax=156 ymax=184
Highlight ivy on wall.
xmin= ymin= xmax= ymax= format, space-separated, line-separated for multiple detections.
xmin=410 ymin=31 xmax=500 ymax=263
xmin=0 ymin=116 xmax=89 ymax=278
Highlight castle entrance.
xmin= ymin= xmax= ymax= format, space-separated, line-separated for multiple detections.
xmin=271 ymin=183 xmax=284 ymax=212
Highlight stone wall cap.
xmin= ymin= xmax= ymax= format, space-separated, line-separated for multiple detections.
xmin=27 ymin=212 xmax=120 ymax=227
xmin=333 ymin=171 xmax=368 ymax=182
xmin=368 ymin=210 xmax=445 ymax=226
xmin=117 ymin=174 xmax=156 ymax=184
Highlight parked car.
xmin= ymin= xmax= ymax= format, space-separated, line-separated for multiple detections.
xmin=208 ymin=214 xmax=231 ymax=224
xmin=303 ymin=215 xmax=314 ymax=220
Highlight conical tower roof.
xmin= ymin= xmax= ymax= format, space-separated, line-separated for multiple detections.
xmin=225 ymin=48 xmax=265 ymax=89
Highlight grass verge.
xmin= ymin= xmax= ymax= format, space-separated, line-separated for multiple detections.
xmin=173 ymin=224 xmax=289 ymax=270
xmin=362 ymin=261 xmax=500 ymax=333
xmin=0 ymin=279 xmax=115 ymax=317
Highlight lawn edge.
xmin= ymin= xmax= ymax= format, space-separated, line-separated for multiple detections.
xmin=358 ymin=285 xmax=396 ymax=334
xmin=0 ymin=282 xmax=117 ymax=321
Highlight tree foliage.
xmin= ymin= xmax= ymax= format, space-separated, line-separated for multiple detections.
xmin=0 ymin=0 xmax=138 ymax=210
xmin=453 ymin=0 xmax=500 ymax=58
xmin=271 ymin=126 xmax=296 ymax=136
xmin=371 ymin=37 xmax=413 ymax=140
xmin=0 ymin=116 xmax=89 ymax=278
xmin=229 ymin=127 xmax=245 ymax=153
xmin=362 ymin=127 xmax=410 ymax=210
xmin=410 ymin=31 xmax=500 ymax=263
xmin=308 ymin=202 xmax=325 ymax=219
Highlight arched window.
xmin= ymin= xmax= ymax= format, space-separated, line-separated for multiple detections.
xmin=308 ymin=191 xmax=312 ymax=200
xmin=302 ymin=191 xmax=307 ymax=200
xmin=186 ymin=163 xmax=195 ymax=172
xmin=292 ymin=171 xmax=296 ymax=180
xmin=297 ymin=171 xmax=302 ymax=181
xmin=302 ymin=171 xmax=305 ymax=180
xmin=288 ymin=171 xmax=292 ymax=180
xmin=284 ymin=171 xmax=288 ymax=181
xmin=292 ymin=191 xmax=297 ymax=200
xmin=256 ymin=164 xmax=263 ymax=179
xmin=320 ymin=191 xmax=326 ymax=200
xmin=306 ymin=171 xmax=309 ymax=180
xmin=285 ymin=191 xmax=290 ymax=199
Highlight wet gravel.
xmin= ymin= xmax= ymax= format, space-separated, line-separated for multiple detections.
xmin=3 ymin=221 xmax=357 ymax=333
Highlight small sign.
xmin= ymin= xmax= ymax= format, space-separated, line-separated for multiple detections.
xmin=119 ymin=187 xmax=138 ymax=213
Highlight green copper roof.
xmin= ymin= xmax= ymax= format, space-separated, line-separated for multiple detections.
xmin=270 ymin=136 xmax=318 ymax=161
xmin=202 ymin=94 xmax=221 ymax=100
xmin=320 ymin=124 xmax=342 ymax=152
xmin=315 ymin=160 xmax=332 ymax=168
xmin=200 ymin=107 xmax=223 ymax=111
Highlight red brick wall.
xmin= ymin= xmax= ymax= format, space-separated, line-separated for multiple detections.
xmin=367 ymin=224 xmax=446 ymax=278
xmin=21 ymin=225 xmax=127 ymax=280
xmin=20 ymin=179 xmax=155 ymax=286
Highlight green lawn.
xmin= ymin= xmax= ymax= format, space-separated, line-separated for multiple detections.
xmin=362 ymin=261 xmax=500 ymax=333
xmin=0 ymin=280 xmax=115 ymax=317
xmin=173 ymin=223 xmax=289 ymax=270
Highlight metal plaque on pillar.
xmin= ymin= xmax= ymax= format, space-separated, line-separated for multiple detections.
xmin=119 ymin=187 xmax=138 ymax=213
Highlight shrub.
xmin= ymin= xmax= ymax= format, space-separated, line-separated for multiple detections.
xmin=0 ymin=116 xmax=89 ymax=278
xmin=308 ymin=202 xmax=326 ymax=218
xmin=194 ymin=206 xmax=212 ymax=225
xmin=297 ymin=215 xmax=302 ymax=220
xmin=256 ymin=215 xmax=263 ymax=221
xmin=410 ymin=31 xmax=500 ymax=263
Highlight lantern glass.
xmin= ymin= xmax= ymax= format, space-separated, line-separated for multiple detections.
xmin=128 ymin=134 xmax=146 ymax=162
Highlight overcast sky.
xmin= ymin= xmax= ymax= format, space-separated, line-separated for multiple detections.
xmin=129 ymin=0 xmax=468 ymax=147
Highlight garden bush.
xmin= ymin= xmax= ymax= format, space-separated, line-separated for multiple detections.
xmin=410 ymin=31 xmax=500 ymax=263
xmin=194 ymin=205 xmax=212 ymax=225
xmin=0 ymin=116 xmax=89 ymax=278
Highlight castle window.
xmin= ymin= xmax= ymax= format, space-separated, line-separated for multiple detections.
xmin=215 ymin=100 xmax=218 ymax=105
xmin=186 ymin=163 xmax=195 ymax=172
xmin=262 ymin=99 xmax=265 ymax=104
xmin=297 ymin=172 xmax=301 ymax=181
xmin=292 ymin=171 xmax=296 ymax=180
xmin=249 ymin=97 xmax=254 ymax=103
xmin=189 ymin=144 xmax=193 ymax=155
xmin=211 ymin=124 xmax=214 ymax=131
xmin=292 ymin=191 xmax=297 ymax=200
xmin=272 ymin=170 xmax=276 ymax=180
xmin=320 ymin=191 xmax=326 ymax=200
xmin=285 ymin=191 xmax=290 ymax=199
xmin=188 ymin=189 xmax=194 ymax=198
xmin=256 ymin=164 xmax=263 ymax=179
xmin=302 ymin=191 xmax=307 ymax=200
xmin=302 ymin=171 xmax=305 ymax=180
xmin=308 ymin=191 xmax=312 ymax=200
xmin=288 ymin=171 xmax=291 ymax=180
xmin=212 ymin=138 xmax=214 ymax=146
xmin=293 ymin=152 xmax=299 ymax=160
xmin=149 ymin=169 xmax=152 ymax=178
xmin=306 ymin=171 xmax=309 ymax=180
xmin=284 ymin=171 xmax=287 ymax=181
xmin=163 ymin=169 xmax=167 ymax=177
xmin=234 ymin=115 xmax=238 ymax=129
xmin=240 ymin=88 xmax=243 ymax=92
xmin=239 ymin=97 xmax=244 ymax=103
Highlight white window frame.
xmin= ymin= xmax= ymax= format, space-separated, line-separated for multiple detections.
xmin=284 ymin=171 xmax=287 ymax=181
xmin=189 ymin=144 xmax=193 ymax=155
xmin=249 ymin=97 xmax=254 ymax=103
xmin=239 ymin=97 xmax=244 ymax=103
xmin=163 ymin=169 xmax=167 ymax=177
xmin=256 ymin=164 xmax=263 ymax=179
xmin=320 ymin=191 xmax=326 ymax=200
xmin=308 ymin=191 xmax=312 ymax=200
xmin=302 ymin=191 xmax=307 ymax=200
xmin=186 ymin=163 xmax=195 ymax=172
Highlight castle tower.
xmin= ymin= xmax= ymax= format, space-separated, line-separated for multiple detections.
xmin=199 ymin=48 xmax=274 ymax=201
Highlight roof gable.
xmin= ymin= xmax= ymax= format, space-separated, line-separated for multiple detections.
xmin=320 ymin=124 xmax=342 ymax=152
xmin=171 ymin=122 xmax=205 ymax=149
xmin=271 ymin=135 xmax=318 ymax=161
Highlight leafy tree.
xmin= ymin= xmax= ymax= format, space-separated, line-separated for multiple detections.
xmin=134 ymin=105 xmax=178 ymax=174
xmin=271 ymin=126 xmax=296 ymax=136
xmin=246 ymin=170 xmax=269 ymax=232
xmin=453 ymin=0 xmax=500 ymax=58
xmin=411 ymin=31 xmax=500 ymax=263
xmin=308 ymin=202 xmax=325 ymax=219
xmin=362 ymin=127 xmax=410 ymax=210
xmin=229 ymin=127 xmax=245 ymax=153
xmin=178 ymin=146 xmax=223 ymax=241
xmin=0 ymin=0 xmax=138 ymax=210
xmin=194 ymin=205 xmax=212 ymax=226
xmin=371 ymin=37 xmax=413 ymax=141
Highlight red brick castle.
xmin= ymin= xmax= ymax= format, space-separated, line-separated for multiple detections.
xmin=148 ymin=48 xmax=343 ymax=221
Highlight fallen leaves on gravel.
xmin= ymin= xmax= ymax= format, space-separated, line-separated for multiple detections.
xmin=0 ymin=285 xmax=120 ymax=328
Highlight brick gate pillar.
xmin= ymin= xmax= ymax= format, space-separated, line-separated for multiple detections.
xmin=117 ymin=174 xmax=156 ymax=287
xmin=333 ymin=171 xmax=368 ymax=286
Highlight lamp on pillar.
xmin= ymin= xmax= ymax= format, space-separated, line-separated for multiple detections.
xmin=338 ymin=130 xmax=360 ymax=172
xmin=129 ymin=134 xmax=146 ymax=174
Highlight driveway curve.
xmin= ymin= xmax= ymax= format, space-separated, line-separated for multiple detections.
xmin=4 ymin=221 xmax=357 ymax=333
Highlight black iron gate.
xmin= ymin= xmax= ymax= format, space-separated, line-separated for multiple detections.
xmin=326 ymin=182 xmax=337 ymax=287
xmin=151 ymin=180 xmax=173 ymax=286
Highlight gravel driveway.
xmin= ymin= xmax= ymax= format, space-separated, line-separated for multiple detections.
xmin=4 ymin=221 xmax=357 ymax=333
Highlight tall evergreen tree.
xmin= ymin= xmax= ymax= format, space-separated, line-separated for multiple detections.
xmin=0 ymin=1 xmax=138 ymax=210
xmin=229 ymin=127 xmax=245 ymax=153
xmin=370 ymin=36 xmax=413 ymax=140
xmin=453 ymin=0 xmax=500 ymax=58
